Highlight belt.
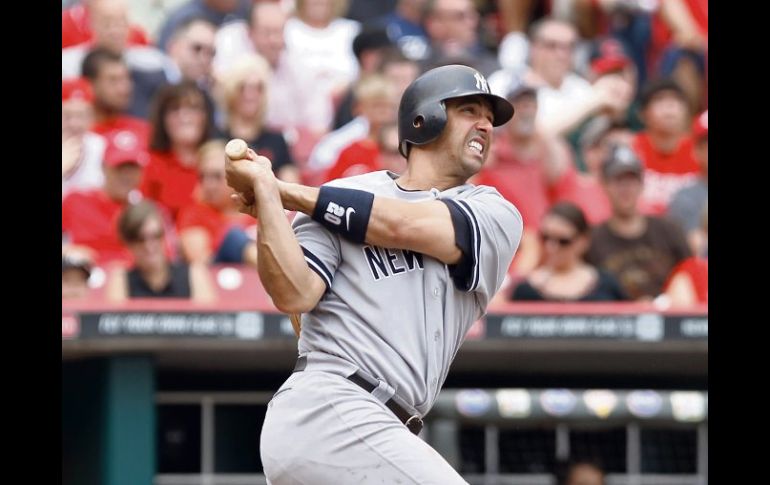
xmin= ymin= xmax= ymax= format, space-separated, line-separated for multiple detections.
xmin=293 ymin=355 xmax=423 ymax=435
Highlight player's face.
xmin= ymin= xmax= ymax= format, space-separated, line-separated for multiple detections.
xmin=440 ymin=96 xmax=494 ymax=177
xmin=539 ymin=214 xmax=586 ymax=270
xmin=604 ymin=171 xmax=643 ymax=218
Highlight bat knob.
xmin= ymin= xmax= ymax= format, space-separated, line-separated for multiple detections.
xmin=225 ymin=139 xmax=249 ymax=160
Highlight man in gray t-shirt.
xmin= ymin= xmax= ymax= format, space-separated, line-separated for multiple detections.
xmin=226 ymin=65 xmax=523 ymax=484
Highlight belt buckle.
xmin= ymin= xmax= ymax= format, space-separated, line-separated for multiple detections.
xmin=405 ymin=415 xmax=423 ymax=435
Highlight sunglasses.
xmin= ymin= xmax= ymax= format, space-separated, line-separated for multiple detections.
xmin=540 ymin=232 xmax=575 ymax=247
xmin=130 ymin=230 xmax=164 ymax=244
xmin=190 ymin=42 xmax=216 ymax=57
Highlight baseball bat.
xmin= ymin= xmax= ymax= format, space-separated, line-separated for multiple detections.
xmin=225 ymin=138 xmax=249 ymax=160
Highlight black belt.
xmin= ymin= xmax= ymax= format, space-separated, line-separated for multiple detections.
xmin=293 ymin=355 xmax=423 ymax=435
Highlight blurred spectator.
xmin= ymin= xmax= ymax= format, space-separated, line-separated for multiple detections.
xmin=166 ymin=16 xmax=218 ymax=89
xmin=62 ymin=131 xmax=149 ymax=266
xmin=664 ymin=205 xmax=707 ymax=306
xmin=62 ymin=252 xmax=93 ymax=300
xmin=586 ymin=144 xmax=691 ymax=301
xmin=570 ymin=0 xmax=657 ymax=89
xmin=141 ymin=82 xmax=215 ymax=221
xmin=62 ymin=77 xmax=107 ymax=198
xmin=422 ymin=0 xmax=499 ymax=76
xmin=213 ymin=1 xmax=311 ymax=138
xmin=651 ymin=0 xmax=707 ymax=112
xmin=177 ymin=140 xmax=258 ymax=266
xmin=283 ymin=0 xmax=361 ymax=133
xmin=308 ymin=74 xmax=398 ymax=183
xmin=345 ymin=0 xmax=397 ymax=24
xmin=475 ymin=81 xmax=573 ymax=278
xmin=123 ymin=0 xmax=190 ymax=43
xmin=156 ymin=0 xmax=251 ymax=52
xmin=80 ymin=48 xmax=152 ymax=148
xmin=632 ymin=78 xmax=699 ymax=215
xmin=332 ymin=26 xmax=394 ymax=129
xmin=213 ymin=54 xmax=300 ymax=183
xmin=375 ymin=122 xmax=407 ymax=174
xmin=324 ymin=77 xmax=397 ymax=182
xmin=373 ymin=0 xmax=430 ymax=61
xmin=62 ymin=0 xmax=151 ymax=49
xmin=510 ymin=202 xmax=627 ymax=302
xmin=668 ymin=109 xmax=707 ymax=255
xmin=106 ymin=200 xmax=216 ymax=302
xmin=555 ymin=458 xmax=606 ymax=485
xmin=62 ymin=0 xmax=173 ymax=119
xmin=552 ymin=118 xmax=635 ymax=225
xmin=379 ymin=46 xmax=422 ymax=98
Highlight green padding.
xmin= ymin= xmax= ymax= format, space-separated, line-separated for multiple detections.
xmin=104 ymin=356 xmax=156 ymax=485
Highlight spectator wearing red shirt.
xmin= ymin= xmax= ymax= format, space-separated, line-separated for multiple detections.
xmin=177 ymin=140 xmax=258 ymax=266
xmin=141 ymin=81 xmax=215 ymax=221
xmin=323 ymin=75 xmax=399 ymax=183
xmin=668 ymin=110 xmax=707 ymax=255
xmin=62 ymin=77 xmax=107 ymax=198
xmin=551 ymin=118 xmax=635 ymax=225
xmin=632 ymin=78 xmax=699 ymax=216
xmin=475 ymin=81 xmax=573 ymax=279
xmin=664 ymin=204 xmax=707 ymax=306
xmin=81 ymin=48 xmax=152 ymax=150
xmin=62 ymin=0 xmax=150 ymax=49
xmin=62 ymin=131 xmax=149 ymax=266
xmin=62 ymin=0 xmax=174 ymax=119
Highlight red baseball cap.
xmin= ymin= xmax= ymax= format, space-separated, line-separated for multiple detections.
xmin=103 ymin=130 xmax=149 ymax=168
xmin=590 ymin=38 xmax=631 ymax=76
xmin=62 ymin=78 xmax=94 ymax=103
xmin=692 ymin=110 xmax=708 ymax=140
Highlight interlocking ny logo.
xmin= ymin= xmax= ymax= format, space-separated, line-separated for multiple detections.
xmin=474 ymin=72 xmax=489 ymax=93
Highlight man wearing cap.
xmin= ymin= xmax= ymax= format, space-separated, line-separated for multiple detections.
xmin=632 ymin=78 xmax=700 ymax=215
xmin=62 ymin=131 xmax=149 ymax=266
xmin=668 ymin=110 xmax=707 ymax=255
xmin=586 ymin=144 xmax=691 ymax=301
xmin=62 ymin=77 xmax=107 ymax=198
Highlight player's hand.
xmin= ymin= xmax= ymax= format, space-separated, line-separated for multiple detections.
xmin=225 ymin=148 xmax=275 ymax=195
xmin=231 ymin=191 xmax=260 ymax=219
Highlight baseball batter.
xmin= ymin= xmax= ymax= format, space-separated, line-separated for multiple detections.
xmin=225 ymin=65 xmax=523 ymax=484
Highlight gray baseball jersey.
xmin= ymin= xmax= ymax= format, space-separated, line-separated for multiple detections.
xmin=293 ymin=170 xmax=523 ymax=416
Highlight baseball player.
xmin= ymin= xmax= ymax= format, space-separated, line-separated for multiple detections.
xmin=225 ymin=64 xmax=523 ymax=484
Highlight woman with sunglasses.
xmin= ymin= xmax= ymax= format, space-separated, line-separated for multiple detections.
xmin=510 ymin=202 xmax=628 ymax=302
xmin=106 ymin=200 xmax=216 ymax=302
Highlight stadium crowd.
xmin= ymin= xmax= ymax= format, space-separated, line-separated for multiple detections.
xmin=61 ymin=0 xmax=708 ymax=308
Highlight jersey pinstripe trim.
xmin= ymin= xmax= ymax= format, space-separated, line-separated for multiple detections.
xmin=301 ymin=246 xmax=333 ymax=290
xmin=455 ymin=200 xmax=481 ymax=292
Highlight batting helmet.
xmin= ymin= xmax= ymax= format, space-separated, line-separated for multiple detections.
xmin=398 ymin=64 xmax=514 ymax=157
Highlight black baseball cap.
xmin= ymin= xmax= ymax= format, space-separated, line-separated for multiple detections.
xmin=602 ymin=144 xmax=643 ymax=179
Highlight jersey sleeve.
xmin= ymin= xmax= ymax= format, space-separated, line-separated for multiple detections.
xmin=442 ymin=188 xmax=524 ymax=305
xmin=292 ymin=212 xmax=341 ymax=292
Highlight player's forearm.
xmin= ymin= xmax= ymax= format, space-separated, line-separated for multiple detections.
xmin=279 ymin=182 xmax=460 ymax=264
xmin=254 ymin=178 xmax=321 ymax=313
